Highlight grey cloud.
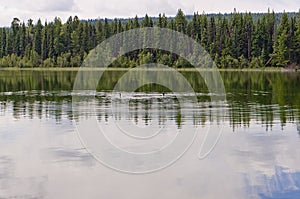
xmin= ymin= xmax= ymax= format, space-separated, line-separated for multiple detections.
xmin=35 ymin=0 xmax=77 ymax=12
xmin=1 ymin=0 xmax=77 ymax=13
xmin=1 ymin=0 xmax=299 ymax=26
xmin=89 ymin=0 xmax=193 ymax=18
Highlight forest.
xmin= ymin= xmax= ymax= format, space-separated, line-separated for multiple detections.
xmin=0 ymin=9 xmax=299 ymax=68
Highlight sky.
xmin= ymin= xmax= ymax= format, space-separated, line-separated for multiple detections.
xmin=0 ymin=0 xmax=299 ymax=26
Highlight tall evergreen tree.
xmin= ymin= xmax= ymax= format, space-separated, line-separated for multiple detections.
xmin=33 ymin=19 xmax=43 ymax=56
xmin=175 ymin=9 xmax=187 ymax=33
xmin=0 ymin=29 xmax=7 ymax=57
xmin=271 ymin=12 xmax=290 ymax=67
xmin=19 ymin=22 xmax=26 ymax=57
xmin=11 ymin=18 xmax=21 ymax=55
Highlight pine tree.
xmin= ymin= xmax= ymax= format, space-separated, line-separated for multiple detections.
xmin=41 ymin=22 xmax=48 ymax=60
xmin=175 ymin=9 xmax=187 ymax=33
xmin=118 ymin=20 xmax=123 ymax=33
xmin=19 ymin=22 xmax=26 ymax=57
xmin=47 ymin=23 xmax=54 ymax=59
xmin=200 ymin=14 xmax=208 ymax=49
xmin=64 ymin=16 xmax=73 ymax=52
xmin=104 ymin=18 xmax=111 ymax=39
xmin=208 ymin=16 xmax=217 ymax=56
xmin=141 ymin=14 xmax=150 ymax=27
xmin=82 ymin=22 xmax=89 ymax=53
xmin=245 ymin=13 xmax=253 ymax=60
xmin=291 ymin=11 xmax=300 ymax=64
xmin=53 ymin=17 xmax=62 ymax=57
xmin=271 ymin=12 xmax=290 ymax=67
xmin=33 ymin=19 xmax=43 ymax=56
xmin=289 ymin=15 xmax=300 ymax=64
xmin=11 ymin=18 xmax=21 ymax=55
xmin=133 ymin=16 xmax=140 ymax=29
xmin=0 ymin=29 xmax=7 ymax=57
xmin=71 ymin=27 xmax=81 ymax=56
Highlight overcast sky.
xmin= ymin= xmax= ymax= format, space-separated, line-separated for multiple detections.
xmin=0 ymin=0 xmax=299 ymax=26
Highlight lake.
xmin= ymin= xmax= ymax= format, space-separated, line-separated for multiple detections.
xmin=0 ymin=69 xmax=300 ymax=199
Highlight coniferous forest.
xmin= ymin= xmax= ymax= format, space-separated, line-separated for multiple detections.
xmin=0 ymin=9 xmax=299 ymax=68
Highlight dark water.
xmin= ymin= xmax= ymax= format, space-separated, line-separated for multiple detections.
xmin=0 ymin=69 xmax=300 ymax=199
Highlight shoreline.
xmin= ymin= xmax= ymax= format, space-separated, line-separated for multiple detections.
xmin=0 ymin=66 xmax=297 ymax=72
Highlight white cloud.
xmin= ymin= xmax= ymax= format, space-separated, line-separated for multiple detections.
xmin=74 ymin=0 xmax=194 ymax=19
xmin=0 ymin=0 xmax=299 ymax=26
xmin=192 ymin=0 xmax=300 ymax=13
xmin=1 ymin=0 xmax=77 ymax=12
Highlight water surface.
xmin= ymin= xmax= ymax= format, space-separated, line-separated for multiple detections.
xmin=0 ymin=70 xmax=300 ymax=199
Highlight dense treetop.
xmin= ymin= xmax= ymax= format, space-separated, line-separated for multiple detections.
xmin=0 ymin=9 xmax=299 ymax=68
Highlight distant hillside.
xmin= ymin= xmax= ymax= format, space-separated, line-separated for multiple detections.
xmin=85 ymin=11 xmax=299 ymax=25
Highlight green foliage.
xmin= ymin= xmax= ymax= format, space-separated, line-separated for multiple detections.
xmin=138 ymin=51 xmax=153 ymax=65
xmin=0 ymin=10 xmax=299 ymax=68
xmin=271 ymin=12 xmax=290 ymax=67
xmin=43 ymin=58 xmax=55 ymax=67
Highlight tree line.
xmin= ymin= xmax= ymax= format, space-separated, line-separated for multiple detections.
xmin=0 ymin=9 xmax=299 ymax=68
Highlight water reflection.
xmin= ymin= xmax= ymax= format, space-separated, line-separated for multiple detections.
xmin=1 ymin=70 xmax=299 ymax=126
xmin=250 ymin=167 xmax=300 ymax=198
xmin=0 ymin=70 xmax=300 ymax=199
xmin=0 ymin=90 xmax=299 ymax=131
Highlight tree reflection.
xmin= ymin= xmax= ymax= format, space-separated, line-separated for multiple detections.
xmin=0 ymin=70 xmax=299 ymax=130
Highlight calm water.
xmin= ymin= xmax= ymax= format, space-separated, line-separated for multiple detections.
xmin=0 ymin=69 xmax=300 ymax=199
